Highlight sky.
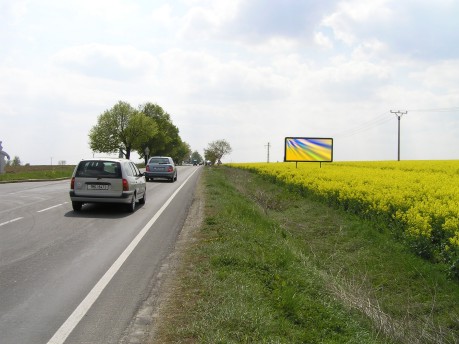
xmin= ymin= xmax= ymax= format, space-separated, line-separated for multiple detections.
xmin=1 ymin=0 xmax=459 ymax=165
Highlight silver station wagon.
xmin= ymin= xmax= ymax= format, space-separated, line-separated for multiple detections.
xmin=69 ymin=158 xmax=146 ymax=212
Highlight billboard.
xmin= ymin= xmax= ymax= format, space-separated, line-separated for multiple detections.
xmin=284 ymin=137 xmax=333 ymax=162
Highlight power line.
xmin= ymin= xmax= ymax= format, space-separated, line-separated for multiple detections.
xmin=333 ymin=111 xmax=392 ymax=138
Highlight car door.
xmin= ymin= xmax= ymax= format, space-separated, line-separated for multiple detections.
xmin=129 ymin=162 xmax=145 ymax=199
xmin=135 ymin=162 xmax=146 ymax=196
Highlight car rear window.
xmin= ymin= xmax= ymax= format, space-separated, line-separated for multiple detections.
xmin=149 ymin=158 xmax=170 ymax=164
xmin=76 ymin=161 xmax=122 ymax=178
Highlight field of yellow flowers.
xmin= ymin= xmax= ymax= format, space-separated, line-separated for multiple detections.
xmin=230 ymin=161 xmax=459 ymax=277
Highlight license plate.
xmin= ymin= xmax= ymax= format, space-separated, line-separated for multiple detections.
xmin=87 ymin=184 xmax=109 ymax=190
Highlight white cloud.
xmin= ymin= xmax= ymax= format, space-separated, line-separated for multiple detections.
xmin=52 ymin=44 xmax=158 ymax=81
xmin=0 ymin=0 xmax=28 ymax=25
xmin=159 ymin=49 xmax=289 ymax=102
xmin=338 ymin=0 xmax=392 ymax=22
xmin=179 ymin=0 xmax=339 ymax=47
xmin=314 ymin=32 xmax=333 ymax=49
xmin=224 ymin=0 xmax=337 ymax=42
xmin=179 ymin=1 xmax=239 ymax=40
xmin=412 ymin=60 xmax=459 ymax=91
xmin=150 ymin=4 xmax=176 ymax=28
xmin=67 ymin=0 xmax=139 ymax=22
xmin=322 ymin=0 xmax=459 ymax=60
xmin=322 ymin=0 xmax=393 ymax=46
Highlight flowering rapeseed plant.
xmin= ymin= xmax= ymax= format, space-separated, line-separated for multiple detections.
xmin=230 ymin=161 xmax=459 ymax=277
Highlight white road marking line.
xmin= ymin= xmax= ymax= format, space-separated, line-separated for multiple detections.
xmin=47 ymin=168 xmax=199 ymax=344
xmin=0 ymin=217 xmax=24 ymax=227
xmin=37 ymin=202 xmax=68 ymax=213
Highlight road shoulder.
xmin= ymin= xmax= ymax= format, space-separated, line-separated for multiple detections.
xmin=120 ymin=172 xmax=204 ymax=343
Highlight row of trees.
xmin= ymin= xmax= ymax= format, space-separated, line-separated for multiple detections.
xmin=5 ymin=156 xmax=21 ymax=166
xmin=89 ymin=100 xmax=233 ymax=165
xmin=189 ymin=140 xmax=232 ymax=165
xmin=89 ymin=101 xmax=191 ymax=164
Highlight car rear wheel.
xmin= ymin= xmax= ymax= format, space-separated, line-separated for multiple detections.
xmin=127 ymin=194 xmax=136 ymax=212
xmin=139 ymin=189 xmax=146 ymax=204
xmin=72 ymin=201 xmax=83 ymax=211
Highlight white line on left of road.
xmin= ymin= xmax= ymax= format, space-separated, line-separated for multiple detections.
xmin=0 ymin=217 xmax=24 ymax=227
xmin=37 ymin=202 xmax=68 ymax=213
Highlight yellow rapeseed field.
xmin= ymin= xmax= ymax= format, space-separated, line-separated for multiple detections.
xmin=230 ymin=160 xmax=459 ymax=276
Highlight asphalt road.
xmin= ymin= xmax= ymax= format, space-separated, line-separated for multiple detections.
xmin=0 ymin=165 xmax=202 ymax=344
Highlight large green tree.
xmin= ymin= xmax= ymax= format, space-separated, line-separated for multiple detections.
xmin=173 ymin=139 xmax=192 ymax=164
xmin=139 ymin=102 xmax=191 ymax=163
xmin=89 ymin=101 xmax=157 ymax=159
xmin=204 ymin=139 xmax=232 ymax=165
xmin=139 ymin=103 xmax=178 ymax=155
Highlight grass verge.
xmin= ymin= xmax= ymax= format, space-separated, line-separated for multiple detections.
xmin=0 ymin=165 xmax=74 ymax=182
xmin=152 ymin=167 xmax=459 ymax=343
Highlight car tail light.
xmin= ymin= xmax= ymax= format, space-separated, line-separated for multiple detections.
xmin=122 ymin=179 xmax=129 ymax=191
xmin=146 ymin=165 xmax=150 ymax=172
xmin=167 ymin=166 xmax=173 ymax=172
xmin=71 ymin=177 xmax=75 ymax=189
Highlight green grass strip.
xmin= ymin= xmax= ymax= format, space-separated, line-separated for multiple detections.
xmin=0 ymin=165 xmax=74 ymax=182
xmin=154 ymin=167 xmax=396 ymax=343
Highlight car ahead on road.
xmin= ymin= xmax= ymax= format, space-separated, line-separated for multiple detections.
xmin=145 ymin=156 xmax=177 ymax=182
xmin=69 ymin=158 xmax=146 ymax=212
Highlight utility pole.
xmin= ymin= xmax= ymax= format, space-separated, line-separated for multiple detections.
xmin=265 ymin=142 xmax=270 ymax=163
xmin=390 ymin=110 xmax=407 ymax=161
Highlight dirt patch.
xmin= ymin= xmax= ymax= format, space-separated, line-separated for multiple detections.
xmin=120 ymin=174 xmax=205 ymax=344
